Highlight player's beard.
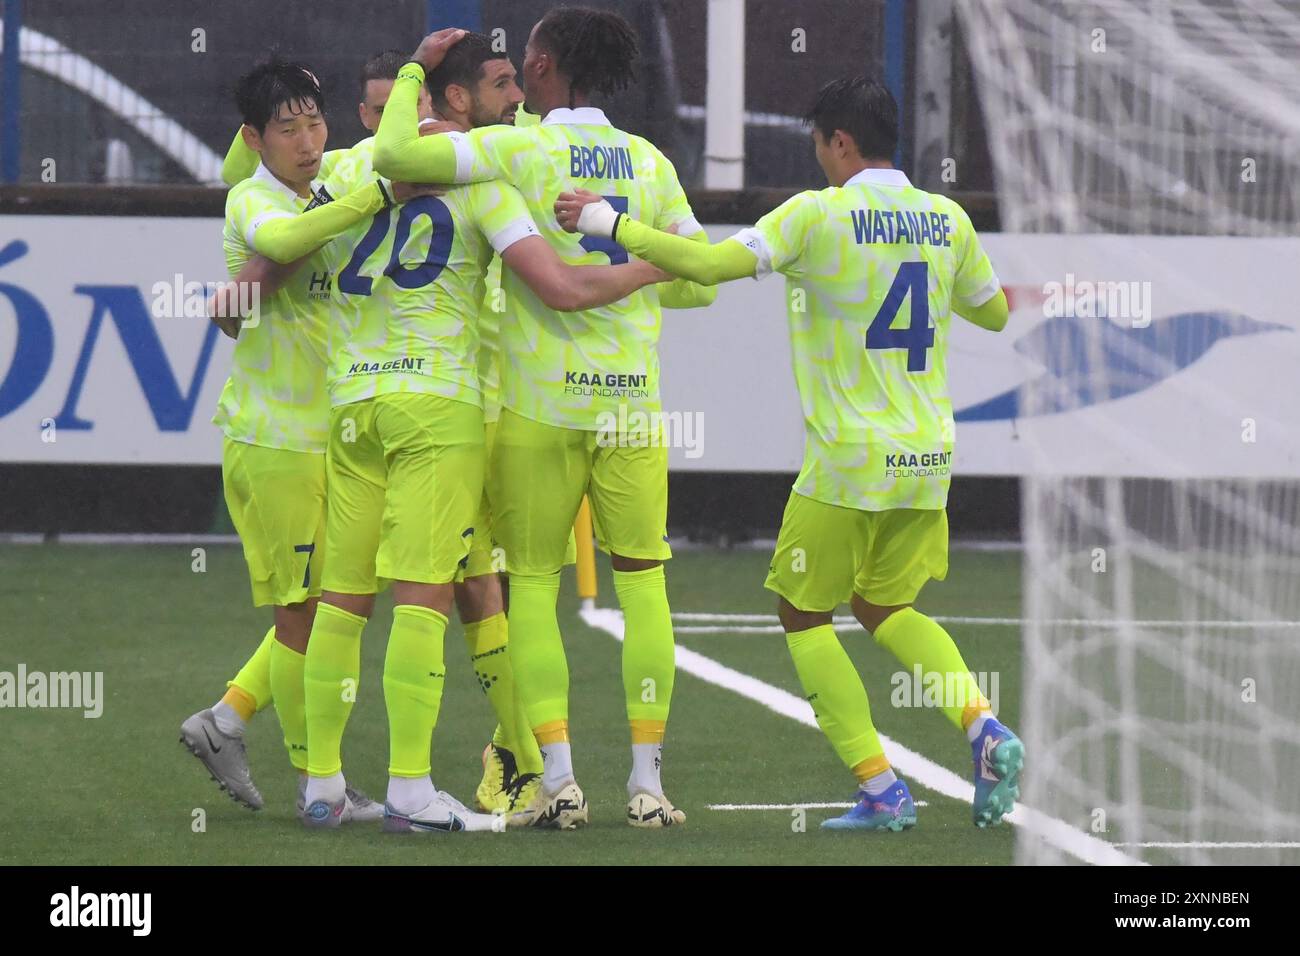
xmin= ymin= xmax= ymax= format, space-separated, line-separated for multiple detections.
xmin=469 ymin=100 xmax=513 ymax=128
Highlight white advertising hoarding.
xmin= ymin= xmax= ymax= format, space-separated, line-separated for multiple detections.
xmin=1 ymin=217 xmax=1297 ymax=476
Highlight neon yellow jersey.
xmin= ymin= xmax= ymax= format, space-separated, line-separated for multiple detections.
xmin=734 ymin=168 xmax=999 ymax=511
xmin=469 ymin=107 xmax=539 ymax=423
xmin=478 ymin=256 xmax=504 ymax=422
xmin=214 ymin=164 xmax=336 ymax=452
xmin=440 ymin=104 xmax=701 ymax=430
xmin=320 ymin=137 xmax=541 ymax=408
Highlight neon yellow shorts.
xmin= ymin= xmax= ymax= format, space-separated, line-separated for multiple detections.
xmin=460 ymin=418 xmax=577 ymax=579
xmin=222 ymin=437 xmax=326 ymax=607
xmin=764 ymin=492 xmax=949 ymax=612
xmin=488 ymin=407 xmax=670 ymax=576
xmin=322 ymin=393 xmax=484 ymax=593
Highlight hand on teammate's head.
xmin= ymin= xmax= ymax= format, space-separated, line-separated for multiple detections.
xmin=412 ymin=28 xmax=467 ymax=72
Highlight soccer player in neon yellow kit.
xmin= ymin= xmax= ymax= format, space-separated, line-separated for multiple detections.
xmin=557 ymin=76 xmax=1025 ymax=831
xmin=181 ymin=58 xmax=432 ymax=820
xmin=374 ymin=12 xmax=717 ymax=830
xmin=207 ymin=49 xmax=552 ymax=818
xmin=191 ymin=53 xmax=445 ymax=817
xmin=417 ymin=38 xmax=553 ymax=815
xmin=369 ymin=52 xmax=575 ymax=816
xmin=299 ymin=28 xmax=677 ymax=832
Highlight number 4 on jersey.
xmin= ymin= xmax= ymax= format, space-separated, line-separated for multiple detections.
xmin=866 ymin=261 xmax=933 ymax=371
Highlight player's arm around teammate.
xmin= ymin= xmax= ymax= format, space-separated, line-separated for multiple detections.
xmin=372 ymin=27 xmax=717 ymax=316
xmin=562 ymin=76 xmax=1020 ymax=833
xmin=296 ymin=44 xmax=646 ymax=835
xmin=212 ymin=52 xmax=448 ymax=339
xmin=373 ymin=33 xmax=673 ymax=311
xmin=184 ymin=59 xmax=400 ymax=821
xmin=372 ymin=12 xmax=711 ymax=831
xmin=559 ymin=186 xmax=1011 ymax=329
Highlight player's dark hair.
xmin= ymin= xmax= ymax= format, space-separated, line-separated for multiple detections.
xmin=425 ymin=31 xmax=502 ymax=111
xmin=805 ymin=75 xmax=898 ymax=161
xmin=359 ymin=49 xmax=409 ymax=98
xmin=234 ymin=54 xmax=325 ymax=133
xmin=534 ymin=5 xmax=638 ymax=106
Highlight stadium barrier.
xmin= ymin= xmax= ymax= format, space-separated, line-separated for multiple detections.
xmin=33 ymin=185 xmax=1293 ymax=545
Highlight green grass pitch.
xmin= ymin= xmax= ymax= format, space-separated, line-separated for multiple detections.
xmin=1 ymin=542 xmax=1022 ymax=865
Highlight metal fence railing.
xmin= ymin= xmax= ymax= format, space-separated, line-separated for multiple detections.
xmin=1 ymin=0 xmax=999 ymax=194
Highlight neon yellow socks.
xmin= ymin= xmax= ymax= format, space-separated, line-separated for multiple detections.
xmin=383 ymin=605 xmax=448 ymax=778
xmin=462 ymin=613 xmax=508 ymax=742
xmin=269 ymin=638 xmax=308 ymax=771
xmin=508 ymin=573 xmax=569 ymax=730
xmin=463 ymin=611 xmax=544 ymax=775
xmin=226 ymin=625 xmax=276 ymax=714
xmin=786 ymin=624 xmax=886 ymax=772
xmin=508 ymin=564 xmax=677 ymax=792
xmin=615 ymin=566 xmax=675 ymax=728
xmin=613 ymin=567 xmax=675 ymax=797
xmin=872 ymin=607 xmax=990 ymax=731
xmin=304 ymin=602 xmax=365 ymax=778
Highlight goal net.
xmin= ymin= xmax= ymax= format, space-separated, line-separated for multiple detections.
xmin=955 ymin=0 xmax=1300 ymax=864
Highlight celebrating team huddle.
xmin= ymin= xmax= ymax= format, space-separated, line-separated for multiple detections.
xmin=181 ymin=5 xmax=1025 ymax=836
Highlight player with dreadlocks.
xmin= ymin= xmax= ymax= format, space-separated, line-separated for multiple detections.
xmin=373 ymin=13 xmax=716 ymax=830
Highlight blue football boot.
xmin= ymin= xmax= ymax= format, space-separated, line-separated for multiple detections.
xmin=971 ymin=717 xmax=1024 ymax=828
xmin=821 ymin=779 xmax=918 ymax=832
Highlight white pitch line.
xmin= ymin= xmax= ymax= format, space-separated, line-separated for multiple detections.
xmin=1114 ymin=842 xmax=1300 ymax=849
xmin=662 ymin=538 xmax=1022 ymax=554
xmin=581 ymin=606 xmax=1143 ymax=867
xmin=711 ymin=802 xmax=853 ymax=811
xmin=0 ymin=533 xmax=45 ymax=545
xmin=671 ymin=612 xmax=1300 ymax=630
xmin=708 ymin=801 xmax=930 ymax=811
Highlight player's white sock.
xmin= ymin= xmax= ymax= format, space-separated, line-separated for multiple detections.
xmin=966 ymin=712 xmax=994 ymax=743
xmin=304 ymin=771 xmax=345 ymax=807
xmin=628 ymin=743 xmax=663 ymax=797
xmin=211 ymin=701 xmax=246 ymax=737
xmin=862 ymin=768 xmax=899 ymax=796
xmin=541 ymin=742 xmax=574 ymax=793
xmin=387 ymin=775 xmax=436 ymax=814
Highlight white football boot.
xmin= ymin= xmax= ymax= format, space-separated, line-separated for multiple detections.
xmin=179 ymin=708 xmax=263 ymax=810
xmin=627 ymin=790 xmax=686 ymax=828
xmin=508 ymin=779 xmax=589 ymax=830
xmin=297 ymin=778 xmax=385 ymax=827
xmin=383 ymin=790 xmax=503 ymax=834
